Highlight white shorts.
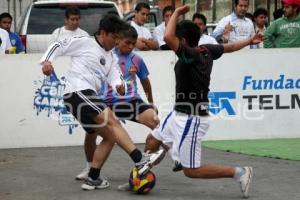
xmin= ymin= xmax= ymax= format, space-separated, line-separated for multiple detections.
xmin=152 ymin=111 xmax=210 ymax=168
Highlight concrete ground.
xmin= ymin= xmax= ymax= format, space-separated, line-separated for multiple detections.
xmin=0 ymin=144 xmax=299 ymax=200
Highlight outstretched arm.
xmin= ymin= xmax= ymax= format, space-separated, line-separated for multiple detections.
xmin=223 ymin=33 xmax=263 ymax=53
xmin=164 ymin=5 xmax=190 ymax=52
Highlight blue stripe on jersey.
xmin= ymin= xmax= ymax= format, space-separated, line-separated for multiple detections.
xmin=161 ymin=111 xmax=173 ymax=131
xmin=179 ymin=116 xmax=193 ymax=151
xmin=190 ymin=118 xmax=199 ymax=168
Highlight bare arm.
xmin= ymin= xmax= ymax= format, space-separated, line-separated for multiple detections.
xmin=143 ymin=39 xmax=159 ymax=50
xmin=140 ymin=78 xmax=153 ymax=104
xmin=164 ymin=5 xmax=190 ymax=52
xmin=223 ymin=33 xmax=263 ymax=53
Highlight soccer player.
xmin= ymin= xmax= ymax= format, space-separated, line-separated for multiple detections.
xmin=40 ymin=14 xmax=163 ymax=191
xmin=76 ymin=24 xmax=160 ymax=181
xmin=143 ymin=5 xmax=263 ymax=198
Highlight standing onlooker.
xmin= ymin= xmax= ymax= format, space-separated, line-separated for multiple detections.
xmin=192 ymin=13 xmax=218 ymax=45
xmin=253 ymin=8 xmax=268 ymax=48
xmin=264 ymin=0 xmax=300 ymax=48
xmin=0 ymin=12 xmax=24 ymax=54
xmin=0 ymin=27 xmax=11 ymax=54
xmin=153 ymin=5 xmax=174 ymax=50
xmin=211 ymin=0 xmax=255 ymax=46
xmin=50 ymin=7 xmax=89 ymax=43
xmin=130 ymin=2 xmax=158 ymax=50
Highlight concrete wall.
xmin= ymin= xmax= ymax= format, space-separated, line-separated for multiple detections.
xmin=0 ymin=49 xmax=299 ymax=149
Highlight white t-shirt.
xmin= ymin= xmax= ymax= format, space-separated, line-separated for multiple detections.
xmin=198 ymin=34 xmax=218 ymax=45
xmin=40 ymin=36 xmax=123 ymax=95
xmin=130 ymin=21 xmax=152 ymax=39
xmin=50 ymin=26 xmax=89 ymax=44
xmin=0 ymin=28 xmax=11 ymax=54
xmin=153 ymin=22 xmax=166 ymax=47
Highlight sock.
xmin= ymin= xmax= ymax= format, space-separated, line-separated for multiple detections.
xmin=234 ymin=167 xmax=245 ymax=180
xmin=129 ymin=148 xmax=142 ymax=163
xmin=88 ymin=167 xmax=100 ymax=180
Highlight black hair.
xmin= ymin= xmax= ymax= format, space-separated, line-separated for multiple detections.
xmin=135 ymin=2 xmax=150 ymax=12
xmin=119 ymin=24 xmax=138 ymax=39
xmin=273 ymin=8 xmax=283 ymax=19
xmin=65 ymin=7 xmax=80 ymax=18
xmin=176 ymin=20 xmax=201 ymax=47
xmin=245 ymin=12 xmax=254 ymax=22
xmin=0 ymin=12 xmax=12 ymax=21
xmin=234 ymin=0 xmax=249 ymax=6
xmin=253 ymin=8 xmax=268 ymax=18
xmin=162 ymin=6 xmax=174 ymax=17
xmin=98 ymin=14 xmax=127 ymax=34
xmin=192 ymin=13 xmax=207 ymax=25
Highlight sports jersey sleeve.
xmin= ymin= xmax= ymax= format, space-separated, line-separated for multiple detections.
xmin=135 ymin=56 xmax=149 ymax=81
xmin=203 ymin=44 xmax=224 ymax=60
xmin=40 ymin=36 xmax=87 ymax=63
xmin=106 ymin=56 xmax=126 ymax=95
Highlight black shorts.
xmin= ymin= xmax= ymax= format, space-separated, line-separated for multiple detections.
xmin=63 ymin=89 xmax=107 ymax=134
xmin=108 ymin=98 xmax=153 ymax=122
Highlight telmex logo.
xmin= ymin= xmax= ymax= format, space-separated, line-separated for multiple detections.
xmin=208 ymin=92 xmax=236 ymax=115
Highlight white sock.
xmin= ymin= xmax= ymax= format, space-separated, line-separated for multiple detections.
xmin=234 ymin=167 xmax=245 ymax=180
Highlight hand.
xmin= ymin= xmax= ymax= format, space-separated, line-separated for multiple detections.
xmin=175 ymin=5 xmax=190 ymax=16
xmin=251 ymin=33 xmax=263 ymax=44
xmin=116 ymin=84 xmax=125 ymax=96
xmin=42 ymin=61 xmax=54 ymax=76
xmin=224 ymin=22 xmax=234 ymax=34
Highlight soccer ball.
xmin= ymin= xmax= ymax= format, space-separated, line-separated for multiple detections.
xmin=129 ymin=167 xmax=156 ymax=194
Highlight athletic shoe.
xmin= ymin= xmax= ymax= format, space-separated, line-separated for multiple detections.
xmin=238 ymin=166 xmax=253 ymax=198
xmin=81 ymin=177 xmax=110 ymax=190
xmin=75 ymin=165 xmax=89 ymax=181
xmin=135 ymin=149 xmax=164 ymax=175
xmin=117 ymin=182 xmax=131 ymax=191
xmin=172 ymin=161 xmax=183 ymax=172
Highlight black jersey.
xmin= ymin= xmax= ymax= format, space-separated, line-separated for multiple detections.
xmin=174 ymin=43 xmax=224 ymax=116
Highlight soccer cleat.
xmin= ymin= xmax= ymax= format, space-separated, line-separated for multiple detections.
xmin=135 ymin=149 xmax=164 ymax=175
xmin=117 ymin=182 xmax=131 ymax=191
xmin=75 ymin=165 xmax=89 ymax=181
xmin=81 ymin=177 xmax=110 ymax=190
xmin=238 ymin=167 xmax=253 ymax=198
xmin=172 ymin=161 xmax=183 ymax=172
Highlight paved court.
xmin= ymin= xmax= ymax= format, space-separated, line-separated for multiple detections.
xmin=0 ymin=144 xmax=299 ymax=200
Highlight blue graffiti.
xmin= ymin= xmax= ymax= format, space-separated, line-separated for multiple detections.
xmin=33 ymin=72 xmax=78 ymax=134
xmin=208 ymin=92 xmax=236 ymax=115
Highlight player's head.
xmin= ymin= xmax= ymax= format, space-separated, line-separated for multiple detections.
xmin=162 ymin=6 xmax=174 ymax=25
xmin=176 ymin=20 xmax=201 ymax=48
xmin=192 ymin=13 xmax=207 ymax=33
xmin=116 ymin=24 xmax=138 ymax=54
xmin=134 ymin=2 xmax=150 ymax=26
xmin=234 ymin=0 xmax=249 ymax=18
xmin=97 ymin=14 xmax=127 ymax=51
xmin=64 ymin=7 xmax=81 ymax=31
xmin=0 ymin=12 xmax=12 ymax=32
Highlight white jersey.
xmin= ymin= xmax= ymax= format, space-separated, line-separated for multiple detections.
xmin=130 ymin=21 xmax=152 ymax=39
xmin=50 ymin=26 xmax=89 ymax=44
xmin=0 ymin=28 xmax=11 ymax=54
xmin=40 ymin=36 xmax=124 ymax=95
xmin=198 ymin=34 xmax=218 ymax=45
xmin=153 ymin=22 xmax=166 ymax=47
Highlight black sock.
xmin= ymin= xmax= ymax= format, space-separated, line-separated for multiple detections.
xmin=130 ymin=148 xmax=142 ymax=163
xmin=88 ymin=167 xmax=100 ymax=180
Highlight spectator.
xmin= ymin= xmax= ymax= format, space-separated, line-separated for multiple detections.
xmin=153 ymin=5 xmax=174 ymax=50
xmin=264 ymin=0 xmax=300 ymax=48
xmin=0 ymin=12 xmax=24 ymax=54
xmin=130 ymin=2 xmax=158 ymax=50
xmin=253 ymin=8 xmax=268 ymax=48
xmin=0 ymin=27 xmax=11 ymax=54
xmin=50 ymin=7 xmax=88 ymax=43
xmin=192 ymin=13 xmax=218 ymax=45
xmin=273 ymin=8 xmax=284 ymax=20
xmin=211 ymin=0 xmax=255 ymax=46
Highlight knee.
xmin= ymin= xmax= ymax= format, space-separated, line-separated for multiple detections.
xmin=183 ymin=168 xmax=197 ymax=178
xmin=145 ymin=134 xmax=161 ymax=152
